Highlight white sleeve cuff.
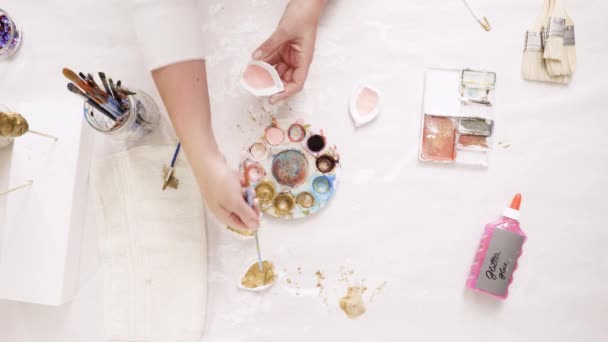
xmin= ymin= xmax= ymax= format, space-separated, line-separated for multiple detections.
xmin=133 ymin=0 xmax=205 ymax=71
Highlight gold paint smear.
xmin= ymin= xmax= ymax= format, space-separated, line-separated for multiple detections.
xmin=0 ymin=112 xmax=29 ymax=138
xmin=339 ymin=286 xmax=366 ymax=319
xmin=227 ymin=225 xmax=254 ymax=237
xmin=241 ymin=260 xmax=276 ymax=289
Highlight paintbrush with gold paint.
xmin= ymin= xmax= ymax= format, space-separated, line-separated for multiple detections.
xmin=163 ymin=142 xmax=181 ymax=190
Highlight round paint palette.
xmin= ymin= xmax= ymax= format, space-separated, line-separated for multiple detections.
xmin=241 ymin=119 xmax=340 ymax=219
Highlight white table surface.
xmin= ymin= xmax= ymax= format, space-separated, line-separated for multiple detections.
xmin=2 ymin=0 xmax=608 ymax=341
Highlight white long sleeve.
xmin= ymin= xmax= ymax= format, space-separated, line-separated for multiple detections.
xmin=132 ymin=0 xmax=205 ymax=71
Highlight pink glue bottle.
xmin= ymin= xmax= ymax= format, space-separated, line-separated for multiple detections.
xmin=466 ymin=194 xmax=527 ymax=299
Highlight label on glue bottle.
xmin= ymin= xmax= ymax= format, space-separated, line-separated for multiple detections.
xmin=466 ymin=193 xmax=527 ymax=299
xmin=475 ymin=229 xmax=525 ymax=296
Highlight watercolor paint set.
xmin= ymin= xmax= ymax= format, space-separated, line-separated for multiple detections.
xmin=241 ymin=118 xmax=340 ymax=219
xmin=419 ymin=68 xmax=497 ymax=167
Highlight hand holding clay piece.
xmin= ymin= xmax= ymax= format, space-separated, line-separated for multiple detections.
xmin=339 ymin=286 xmax=366 ymax=319
xmin=240 ymin=61 xmax=285 ymax=97
xmin=240 ymin=260 xmax=276 ymax=289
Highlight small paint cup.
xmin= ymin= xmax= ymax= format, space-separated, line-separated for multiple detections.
xmin=296 ymin=192 xmax=316 ymax=209
xmin=255 ymin=181 xmax=276 ymax=204
xmin=265 ymin=126 xmax=285 ymax=146
xmin=84 ymin=90 xmax=160 ymax=142
xmin=0 ymin=9 xmax=22 ymax=60
xmin=306 ymin=134 xmax=326 ymax=153
xmin=313 ymin=176 xmax=332 ymax=194
xmin=246 ymin=163 xmax=266 ymax=183
xmin=287 ymin=123 xmax=306 ymax=142
xmin=273 ymin=192 xmax=295 ymax=214
xmin=249 ymin=142 xmax=269 ymax=161
xmin=316 ymin=154 xmax=337 ymax=173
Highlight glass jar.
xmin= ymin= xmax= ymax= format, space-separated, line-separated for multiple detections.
xmin=0 ymin=9 xmax=22 ymax=59
xmin=83 ymin=90 xmax=160 ymax=142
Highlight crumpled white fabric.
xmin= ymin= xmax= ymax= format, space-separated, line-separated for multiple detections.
xmin=90 ymin=145 xmax=206 ymax=342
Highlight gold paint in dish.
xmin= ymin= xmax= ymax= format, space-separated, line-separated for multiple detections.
xmin=273 ymin=192 xmax=295 ymax=214
xmin=296 ymin=192 xmax=315 ymax=208
xmin=339 ymin=286 xmax=366 ymax=319
xmin=316 ymin=154 xmax=336 ymax=173
xmin=255 ymin=181 xmax=276 ymax=203
xmin=241 ymin=260 xmax=276 ymax=289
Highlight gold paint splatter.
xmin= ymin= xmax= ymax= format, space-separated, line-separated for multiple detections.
xmin=226 ymin=226 xmax=254 ymax=237
xmin=369 ymin=281 xmax=387 ymax=303
xmin=162 ymin=166 xmax=179 ymax=190
xmin=339 ymin=287 xmax=366 ymax=319
xmin=241 ymin=260 xmax=276 ymax=289
xmin=315 ymin=270 xmax=325 ymax=288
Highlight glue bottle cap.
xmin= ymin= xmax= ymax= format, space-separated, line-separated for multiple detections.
xmin=503 ymin=193 xmax=522 ymax=221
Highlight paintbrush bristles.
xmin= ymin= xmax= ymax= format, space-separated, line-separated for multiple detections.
xmin=543 ymin=0 xmax=568 ymax=76
xmin=565 ymin=12 xmax=576 ymax=74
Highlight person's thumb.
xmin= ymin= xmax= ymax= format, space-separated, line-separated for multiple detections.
xmin=252 ymin=28 xmax=290 ymax=60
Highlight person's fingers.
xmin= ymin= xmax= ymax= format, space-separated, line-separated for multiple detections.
xmin=270 ymin=81 xmax=302 ymax=104
xmin=276 ymin=61 xmax=289 ymax=78
xmin=270 ymin=61 xmax=311 ymax=103
xmin=283 ymin=68 xmax=294 ymax=83
xmin=263 ymin=51 xmax=282 ymax=66
xmin=252 ymin=28 xmax=291 ymax=60
xmin=217 ymin=206 xmax=249 ymax=231
xmin=231 ymin=196 xmax=260 ymax=230
xmin=253 ymin=198 xmax=262 ymax=218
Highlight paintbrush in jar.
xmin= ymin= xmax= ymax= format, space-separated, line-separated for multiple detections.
xmin=67 ymin=83 xmax=116 ymax=121
xmin=63 ymin=68 xmax=105 ymax=102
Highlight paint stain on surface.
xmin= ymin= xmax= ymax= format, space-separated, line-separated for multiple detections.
xmin=226 ymin=226 xmax=254 ymax=237
xmin=339 ymin=287 xmax=366 ymax=319
xmin=316 ymin=270 xmax=325 ymax=289
xmin=369 ymin=281 xmax=387 ymax=303
xmin=241 ymin=260 xmax=276 ymax=289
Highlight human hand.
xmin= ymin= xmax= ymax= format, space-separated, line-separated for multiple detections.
xmin=252 ymin=0 xmax=327 ymax=104
xmin=199 ymin=155 xmax=261 ymax=231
